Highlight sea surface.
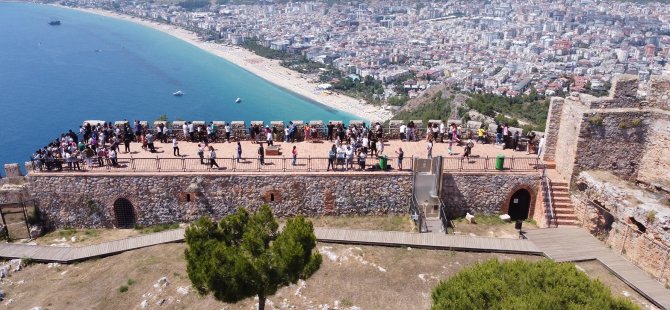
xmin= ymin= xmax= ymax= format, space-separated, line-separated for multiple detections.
xmin=0 ymin=2 xmax=354 ymax=169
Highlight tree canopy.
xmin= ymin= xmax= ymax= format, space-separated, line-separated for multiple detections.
xmin=185 ymin=205 xmax=322 ymax=310
xmin=431 ymin=259 xmax=639 ymax=310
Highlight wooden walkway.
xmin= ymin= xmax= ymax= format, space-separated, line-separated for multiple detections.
xmin=314 ymin=227 xmax=542 ymax=254
xmin=2 ymin=227 xmax=667 ymax=309
xmin=0 ymin=227 xmax=541 ymax=263
xmin=0 ymin=228 xmax=185 ymax=263
xmin=526 ymin=227 xmax=670 ymax=310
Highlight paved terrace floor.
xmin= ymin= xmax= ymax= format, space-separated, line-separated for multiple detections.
xmin=32 ymin=139 xmax=541 ymax=173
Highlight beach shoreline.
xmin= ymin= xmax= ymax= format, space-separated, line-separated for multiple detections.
xmin=61 ymin=6 xmax=392 ymax=122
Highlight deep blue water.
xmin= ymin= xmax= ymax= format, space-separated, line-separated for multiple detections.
xmin=0 ymin=2 xmax=355 ymax=169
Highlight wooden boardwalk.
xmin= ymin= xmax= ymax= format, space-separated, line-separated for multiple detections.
xmin=314 ymin=227 xmax=542 ymax=254
xmin=2 ymin=227 xmax=667 ymax=309
xmin=526 ymin=227 xmax=670 ymax=310
xmin=0 ymin=227 xmax=541 ymax=263
xmin=0 ymin=228 xmax=185 ymax=263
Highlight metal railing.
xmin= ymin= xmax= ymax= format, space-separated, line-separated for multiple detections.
xmin=29 ymin=156 xmax=408 ymax=173
xmin=30 ymin=155 xmax=542 ymax=174
xmin=438 ymin=198 xmax=454 ymax=234
xmin=541 ymin=167 xmax=557 ymax=227
xmin=409 ymin=194 xmax=428 ymax=233
xmin=442 ymin=156 xmax=540 ymax=172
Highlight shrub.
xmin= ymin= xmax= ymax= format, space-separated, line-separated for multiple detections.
xmin=630 ymin=118 xmax=641 ymax=127
xmin=645 ymin=210 xmax=657 ymax=223
xmin=431 ymin=259 xmax=638 ymax=310
xmin=589 ymin=115 xmax=603 ymax=126
xmin=619 ymin=121 xmax=627 ymax=129
xmin=119 ymin=285 xmax=128 ymax=293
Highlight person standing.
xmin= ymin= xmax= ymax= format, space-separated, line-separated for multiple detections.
xmin=327 ymin=144 xmax=336 ymax=171
xmin=395 ymin=147 xmax=404 ymax=170
xmin=146 ymin=132 xmax=156 ymax=152
xmin=109 ymin=148 xmax=118 ymax=167
xmin=512 ymin=131 xmax=520 ymax=151
xmin=172 ymin=138 xmax=180 ymax=156
xmin=237 ymin=142 xmax=242 ymax=162
xmin=209 ymin=146 xmax=219 ymax=169
xmin=182 ymin=122 xmax=189 ymax=142
xmin=123 ymin=131 xmax=132 ymax=153
xmin=376 ymin=139 xmax=384 ymax=156
xmin=258 ymin=144 xmax=265 ymax=165
xmin=225 ymin=123 xmax=231 ymax=142
xmin=537 ymin=135 xmax=546 ymax=158
xmin=292 ymin=145 xmax=297 ymax=166
xmin=462 ymin=139 xmax=474 ymax=161
xmin=197 ymin=144 xmax=205 ymax=164
xmin=426 ymin=137 xmax=433 ymax=159
xmin=327 ymin=122 xmax=335 ymax=141
xmin=399 ymin=123 xmax=407 ymax=141
xmin=345 ymin=145 xmax=354 ymax=170
xmin=495 ymin=124 xmax=503 ymax=145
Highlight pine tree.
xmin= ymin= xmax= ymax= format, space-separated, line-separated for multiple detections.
xmin=185 ymin=205 xmax=322 ymax=310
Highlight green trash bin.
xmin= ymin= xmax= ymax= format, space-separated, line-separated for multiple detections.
xmin=495 ymin=155 xmax=505 ymax=170
xmin=379 ymin=155 xmax=388 ymax=170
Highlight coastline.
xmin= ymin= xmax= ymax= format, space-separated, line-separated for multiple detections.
xmin=63 ymin=6 xmax=392 ymax=122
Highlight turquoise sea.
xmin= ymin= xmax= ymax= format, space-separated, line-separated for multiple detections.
xmin=0 ymin=2 xmax=354 ymax=169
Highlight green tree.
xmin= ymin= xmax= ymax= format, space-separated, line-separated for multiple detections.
xmin=185 ymin=206 xmax=322 ymax=310
xmin=431 ymin=259 xmax=639 ymax=310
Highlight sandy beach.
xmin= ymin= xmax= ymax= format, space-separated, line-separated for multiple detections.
xmin=65 ymin=6 xmax=392 ymax=122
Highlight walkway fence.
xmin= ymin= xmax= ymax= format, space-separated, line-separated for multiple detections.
xmin=29 ymin=156 xmax=541 ymax=173
xmin=580 ymin=199 xmax=670 ymax=283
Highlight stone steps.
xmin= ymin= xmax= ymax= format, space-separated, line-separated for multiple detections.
xmin=545 ymin=176 xmax=577 ymax=227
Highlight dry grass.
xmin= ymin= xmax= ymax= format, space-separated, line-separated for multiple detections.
xmin=3 ymin=243 xmax=536 ymax=310
xmin=452 ymin=215 xmax=538 ymax=239
xmin=575 ymin=260 xmax=656 ymax=309
xmin=32 ymin=228 xmax=142 ymax=246
xmin=285 ymin=215 xmax=417 ymax=232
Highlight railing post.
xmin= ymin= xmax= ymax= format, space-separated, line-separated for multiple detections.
xmin=509 ymin=156 xmax=514 ymax=171
xmin=308 ymin=156 xmax=311 ymax=172
xmin=282 ymin=156 xmax=286 ymax=172
xmin=485 ymin=156 xmax=489 ymax=171
xmin=156 ymin=156 xmax=161 ymax=171
xmin=181 ymin=156 xmax=186 ymax=172
xmin=621 ymin=225 xmax=631 ymax=255
xmin=130 ymin=157 xmax=135 ymax=171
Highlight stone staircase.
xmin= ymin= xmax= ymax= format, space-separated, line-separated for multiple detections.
xmin=549 ymin=181 xmax=578 ymax=226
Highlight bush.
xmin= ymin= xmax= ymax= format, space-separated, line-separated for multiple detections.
xmin=589 ymin=115 xmax=603 ymax=126
xmin=119 ymin=285 xmax=128 ymax=293
xmin=431 ymin=259 xmax=639 ymax=310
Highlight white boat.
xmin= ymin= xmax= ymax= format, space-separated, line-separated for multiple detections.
xmin=173 ymin=90 xmax=184 ymax=97
xmin=235 ymin=97 xmax=241 ymax=103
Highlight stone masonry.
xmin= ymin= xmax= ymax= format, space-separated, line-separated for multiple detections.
xmin=27 ymin=171 xmax=540 ymax=229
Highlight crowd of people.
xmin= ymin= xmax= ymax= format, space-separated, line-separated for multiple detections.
xmin=32 ymin=119 xmax=545 ymax=172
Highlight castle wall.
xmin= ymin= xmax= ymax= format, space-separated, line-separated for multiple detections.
xmin=541 ymin=97 xmax=564 ymax=162
xmin=571 ymin=171 xmax=670 ymax=283
xmin=553 ymin=95 xmax=588 ymax=182
xmin=28 ymin=171 xmax=540 ymax=229
xmin=637 ymin=115 xmax=670 ymax=191
xmin=442 ymin=173 xmax=540 ymax=218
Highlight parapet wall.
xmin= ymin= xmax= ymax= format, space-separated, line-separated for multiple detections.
xmin=28 ymin=171 xmax=540 ymax=229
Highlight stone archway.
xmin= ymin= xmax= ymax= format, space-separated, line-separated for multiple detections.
xmin=501 ymin=185 xmax=537 ymax=219
xmin=113 ymin=198 xmax=136 ymax=228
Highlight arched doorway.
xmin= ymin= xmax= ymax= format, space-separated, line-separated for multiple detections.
xmin=508 ymin=189 xmax=531 ymax=220
xmin=113 ymin=198 xmax=136 ymax=228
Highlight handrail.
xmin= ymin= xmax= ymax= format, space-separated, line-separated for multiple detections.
xmin=438 ymin=198 xmax=454 ymax=234
xmin=409 ymin=194 xmax=428 ymax=233
xmin=541 ymin=167 xmax=557 ymax=227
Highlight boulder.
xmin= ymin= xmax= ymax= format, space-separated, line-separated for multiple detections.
xmin=499 ymin=214 xmax=511 ymax=222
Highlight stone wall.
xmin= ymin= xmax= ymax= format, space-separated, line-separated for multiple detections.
xmin=541 ymin=97 xmax=564 ymax=162
xmin=553 ymin=95 xmax=588 ymax=182
xmin=442 ymin=173 xmax=540 ymax=218
xmin=637 ymin=115 xmax=670 ymax=191
xmin=28 ymin=170 xmax=541 ymax=229
xmin=571 ymin=171 xmax=670 ymax=283
xmin=573 ymin=110 xmax=651 ymax=182
xmin=546 ymin=74 xmax=670 ymax=185
xmin=28 ymin=173 xmax=412 ymax=229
